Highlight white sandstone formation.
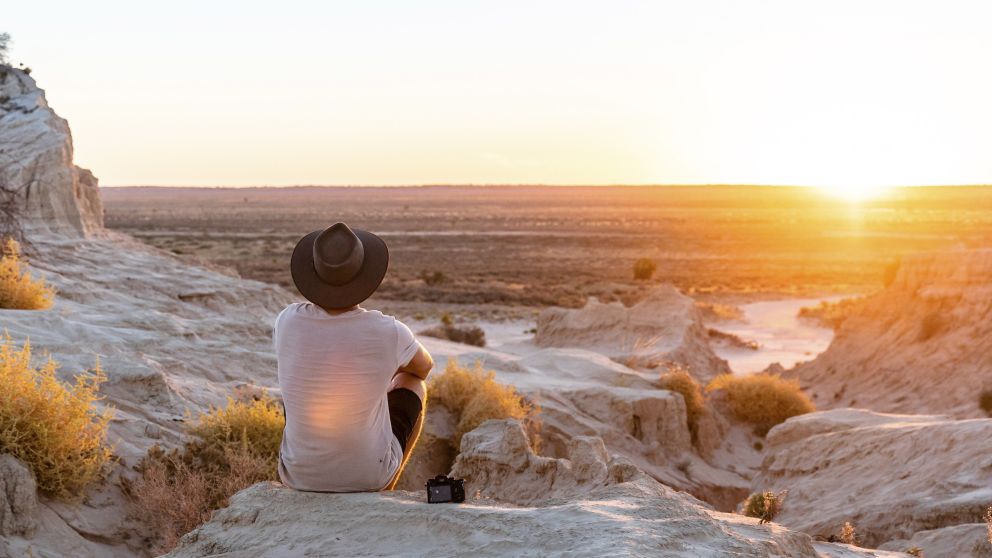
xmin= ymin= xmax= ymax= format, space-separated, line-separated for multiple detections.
xmin=752 ymin=409 xmax=992 ymax=551
xmin=785 ymin=250 xmax=992 ymax=418
xmin=0 ymin=66 xmax=103 ymax=237
xmin=535 ymin=285 xmax=731 ymax=381
xmin=164 ymin=419 xmax=901 ymax=558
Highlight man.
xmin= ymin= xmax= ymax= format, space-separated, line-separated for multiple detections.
xmin=274 ymin=222 xmax=433 ymax=491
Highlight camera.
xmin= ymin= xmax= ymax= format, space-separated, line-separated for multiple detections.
xmin=425 ymin=475 xmax=465 ymax=503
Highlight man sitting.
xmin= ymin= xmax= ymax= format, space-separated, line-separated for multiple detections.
xmin=274 ymin=222 xmax=433 ymax=491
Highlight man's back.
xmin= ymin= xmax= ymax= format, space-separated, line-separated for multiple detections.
xmin=274 ymin=302 xmax=419 ymax=491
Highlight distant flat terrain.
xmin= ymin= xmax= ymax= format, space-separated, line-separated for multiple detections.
xmin=103 ymin=185 xmax=992 ymax=312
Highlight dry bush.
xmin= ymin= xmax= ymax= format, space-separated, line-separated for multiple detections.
xmin=987 ymin=507 xmax=991 ymax=545
xmin=0 ymin=335 xmax=112 ymax=500
xmin=0 ymin=238 xmax=56 ymax=310
xmin=742 ymin=490 xmax=786 ymax=523
xmin=706 ymin=373 xmax=815 ymax=435
xmin=658 ymin=365 xmax=707 ymax=445
xmin=419 ymin=323 xmax=486 ymax=347
xmin=632 ymin=258 xmax=657 ymax=280
xmin=430 ymin=359 xmax=538 ymax=448
xmin=187 ymin=395 xmax=284 ymax=477
xmin=979 ymin=390 xmax=992 ymax=417
xmin=838 ymin=521 xmax=858 ymax=546
xmin=125 ymin=396 xmax=283 ymax=553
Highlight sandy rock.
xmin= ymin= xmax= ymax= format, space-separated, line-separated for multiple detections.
xmin=450 ymin=419 xmax=615 ymax=504
xmin=535 ymin=286 xmax=731 ymax=381
xmin=164 ymin=424 xmax=900 ymax=558
xmin=753 ymin=409 xmax=992 ymax=549
xmin=0 ymin=455 xmax=37 ymax=536
xmin=878 ymin=523 xmax=991 ymax=558
xmin=786 ymin=249 xmax=992 ymax=417
xmin=0 ymin=66 xmax=102 ymax=237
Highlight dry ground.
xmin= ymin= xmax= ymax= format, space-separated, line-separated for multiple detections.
xmin=103 ymin=185 xmax=992 ymax=317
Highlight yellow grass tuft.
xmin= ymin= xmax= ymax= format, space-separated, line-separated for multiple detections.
xmin=126 ymin=395 xmax=283 ymax=553
xmin=706 ymin=373 xmax=814 ymax=435
xmin=658 ymin=365 xmax=707 ymax=445
xmin=0 ymin=335 xmax=112 ymax=500
xmin=0 ymin=238 xmax=56 ymax=310
xmin=187 ymin=395 xmax=284 ymax=477
xmin=838 ymin=521 xmax=858 ymax=546
xmin=430 ymin=359 xmax=538 ymax=447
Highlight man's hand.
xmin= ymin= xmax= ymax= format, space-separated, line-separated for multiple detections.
xmin=398 ymin=344 xmax=433 ymax=381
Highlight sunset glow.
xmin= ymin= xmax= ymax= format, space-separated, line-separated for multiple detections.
xmin=7 ymin=1 xmax=992 ymax=188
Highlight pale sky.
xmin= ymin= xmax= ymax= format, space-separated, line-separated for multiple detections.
xmin=6 ymin=1 xmax=992 ymax=191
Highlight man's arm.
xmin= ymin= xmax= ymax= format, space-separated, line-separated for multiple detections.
xmin=397 ymin=344 xmax=434 ymax=380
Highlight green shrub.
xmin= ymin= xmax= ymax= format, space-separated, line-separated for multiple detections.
xmin=0 ymin=335 xmax=112 ymax=500
xmin=658 ymin=365 xmax=706 ymax=445
xmin=632 ymin=258 xmax=657 ymax=280
xmin=707 ymin=373 xmax=815 ymax=435
xmin=742 ymin=490 xmax=786 ymax=523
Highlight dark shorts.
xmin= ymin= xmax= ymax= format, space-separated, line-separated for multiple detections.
xmin=388 ymin=388 xmax=423 ymax=453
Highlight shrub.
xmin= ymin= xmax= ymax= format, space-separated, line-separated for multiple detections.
xmin=430 ymin=359 xmax=538 ymax=447
xmin=838 ymin=521 xmax=858 ymax=546
xmin=419 ymin=323 xmax=486 ymax=347
xmin=658 ymin=365 xmax=706 ymax=445
xmin=797 ymin=297 xmax=863 ymax=330
xmin=0 ymin=33 xmax=9 ymax=65
xmin=986 ymin=507 xmax=991 ymax=545
xmin=420 ymin=270 xmax=446 ymax=286
xmin=742 ymin=490 xmax=786 ymax=523
xmin=0 ymin=238 xmax=56 ymax=310
xmin=187 ymin=395 xmax=284 ymax=477
xmin=980 ymin=391 xmax=992 ymax=417
xmin=125 ymin=395 xmax=283 ymax=553
xmin=706 ymin=373 xmax=815 ymax=435
xmin=632 ymin=258 xmax=657 ymax=280
xmin=0 ymin=335 xmax=112 ymax=499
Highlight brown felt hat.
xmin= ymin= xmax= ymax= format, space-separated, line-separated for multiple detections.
xmin=290 ymin=223 xmax=388 ymax=309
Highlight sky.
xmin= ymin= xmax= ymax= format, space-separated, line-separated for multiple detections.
xmin=6 ymin=0 xmax=992 ymax=192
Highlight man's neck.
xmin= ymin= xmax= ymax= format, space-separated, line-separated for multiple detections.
xmin=321 ymin=304 xmax=360 ymax=315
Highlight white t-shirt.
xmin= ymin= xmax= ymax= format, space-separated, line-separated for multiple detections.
xmin=274 ymin=303 xmax=420 ymax=492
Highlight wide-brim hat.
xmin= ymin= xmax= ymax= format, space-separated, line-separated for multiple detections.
xmin=290 ymin=222 xmax=388 ymax=309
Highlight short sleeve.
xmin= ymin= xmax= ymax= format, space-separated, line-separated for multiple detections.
xmin=395 ymin=319 xmax=420 ymax=368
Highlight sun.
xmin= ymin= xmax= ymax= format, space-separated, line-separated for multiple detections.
xmin=818 ymin=182 xmax=890 ymax=202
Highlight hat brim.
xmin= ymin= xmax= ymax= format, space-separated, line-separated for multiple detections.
xmin=290 ymin=228 xmax=389 ymax=309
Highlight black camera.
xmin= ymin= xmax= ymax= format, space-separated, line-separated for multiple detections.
xmin=425 ymin=475 xmax=465 ymax=504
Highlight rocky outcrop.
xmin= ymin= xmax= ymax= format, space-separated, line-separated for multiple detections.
xmin=0 ymin=455 xmax=37 ymax=537
xmin=0 ymin=66 xmax=103 ymax=237
xmin=752 ymin=409 xmax=992 ymax=549
xmin=165 ymin=421 xmax=901 ymax=558
xmin=878 ymin=523 xmax=992 ymax=558
xmin=785 ymin=250 xmax=992 ymax=417
xmin=536 ymin=286 xmax=731 ymax=381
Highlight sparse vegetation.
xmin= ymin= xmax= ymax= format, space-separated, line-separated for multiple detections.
xmin=429 ymin=359 xmax=538 ymax=448
xmin=986 ymin=506 xmax=991 ymax=545
xmin=658 ymin=365 xmax=706 ymax=446
xmin=798 ymin=297 xmax=863 ymax=330
xmin=979 ymin=390 xmax=992 ymax=417
xmin=125 ymin=394 xmax=284 ymax=553
xmin=632 ymin=258 xmax=657 ymax=280
xmin=419 ymin=316 xmax=486 ymax=347
xmin=838 ymin=521 xmax=858 ymax=546
xmin=706 ymin=373 xmax=815 ymax=435
xmin=906 ymin=547 xmax=923 ymax=557
xmin=0 ymin=336 xmax=112 ymax=500
xmin=742 ymin=490 xmax=786 ymax=523
xmin=420 ymin=270 xmax=447 ymax=286
xmin=0 ymin=238 xmax=56 ymax=310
